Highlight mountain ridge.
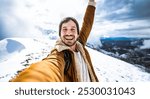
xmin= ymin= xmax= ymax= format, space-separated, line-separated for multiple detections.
xmin=0 ymin=38 xmax=150 ymax=82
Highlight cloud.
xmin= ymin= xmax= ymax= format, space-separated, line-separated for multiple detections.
xmin=0 ymin=0 xmax=86 ymax=40
xmin=1 ymin=0 xmax=149 ymax=40
xmin=132 ymin=0 xmax=150 ymax=18
xmin=92 ymin=0 xmax=150 ymax=38
xmin=0 ymin=0 xmax=42 ymax=40
xmin=96 ymin=0 xmax=150 ymax=21
xmin=140 ymin=40 xmax=150 ymax=49
xmin=0 ymin=0 xmax=14 ymax=39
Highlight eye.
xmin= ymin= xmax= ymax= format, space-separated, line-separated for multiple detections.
xmin=71 ymin=28 xmax=75 ymax=32
xmin=63 ymin=28 xmax=67 ymax=32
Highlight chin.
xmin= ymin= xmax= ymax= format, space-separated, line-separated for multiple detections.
xmin=65 ymin=41 xmax=76 ymax=46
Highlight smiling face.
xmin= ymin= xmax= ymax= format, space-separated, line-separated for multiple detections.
xmin=60 ymin=20 xmax=79 ymax=48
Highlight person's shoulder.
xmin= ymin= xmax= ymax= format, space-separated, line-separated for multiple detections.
xmin=51 ymin=49 xmax=59 ymax=54
xmin=47 ymin=49 xmax=64 ymax=59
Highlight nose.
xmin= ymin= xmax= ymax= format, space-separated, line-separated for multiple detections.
xmin=66 ymin=30 xmax=72 ymax=35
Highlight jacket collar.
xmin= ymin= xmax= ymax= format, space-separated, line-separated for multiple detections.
xmin=54 ymin=39 xmax=83 ymax=52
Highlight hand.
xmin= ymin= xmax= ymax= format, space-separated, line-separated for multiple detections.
xmin=88 ymin=0 xmax=96 ymax=6
xmin=89 ymin=0 xmax=95 ymax=2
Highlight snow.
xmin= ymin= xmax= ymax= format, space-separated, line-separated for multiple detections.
xmin=88 ymin=47 xmax=150 ymax=82
xmin=0 ymin=38 xmax=25 ymax=62
xmin=0 ymin=37 xmax=53 ymax=81
xmin=140 ymin=39 xmax=150 ymax=49
xmin=0 ymin=38 xmax=150 ymax=82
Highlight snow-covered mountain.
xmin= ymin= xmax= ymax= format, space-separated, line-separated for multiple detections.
xmin=0 ymin=37 xmax=150 ymax=82
xmin=87 ymin=37 xmax=150 ymax=73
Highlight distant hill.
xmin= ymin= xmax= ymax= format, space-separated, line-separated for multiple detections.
xmin=87 ymin=37 xmax=150 ymax=73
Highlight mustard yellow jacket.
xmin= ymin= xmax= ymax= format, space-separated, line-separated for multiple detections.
xmin=10 ymin=5 xmax=99 ymax=82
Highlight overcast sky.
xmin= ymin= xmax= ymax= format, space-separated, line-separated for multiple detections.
xmin=94 ymin=0 xmax=150 ymax=38
xmin=0 ymin=0 xmax=150 ymax=40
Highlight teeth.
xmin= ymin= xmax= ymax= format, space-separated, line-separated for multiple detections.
xmin=65 ymin=36 xmax=74 ymax=40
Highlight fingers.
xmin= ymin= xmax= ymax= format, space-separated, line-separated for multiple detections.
xmin=89 ymin=0 xmax=95 ymax=2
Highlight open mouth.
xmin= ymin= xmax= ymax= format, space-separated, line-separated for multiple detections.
xmin=64 ymin=36 xmax=74 ymax=40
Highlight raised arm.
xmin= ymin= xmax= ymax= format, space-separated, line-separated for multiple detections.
xmin=79 ymin=0 xmax=96 ymax=46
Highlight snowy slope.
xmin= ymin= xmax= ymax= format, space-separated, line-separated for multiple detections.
xmin=0 ymin=38 xmax=150 ymax=82
xmin=0 ymin=38 xmax=53 ymax=81
xmin=88 ymin=48 xmax=150 ymax=82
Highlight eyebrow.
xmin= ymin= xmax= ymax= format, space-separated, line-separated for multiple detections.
xmin=62 ymin=26 xmax=76 ymax=28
